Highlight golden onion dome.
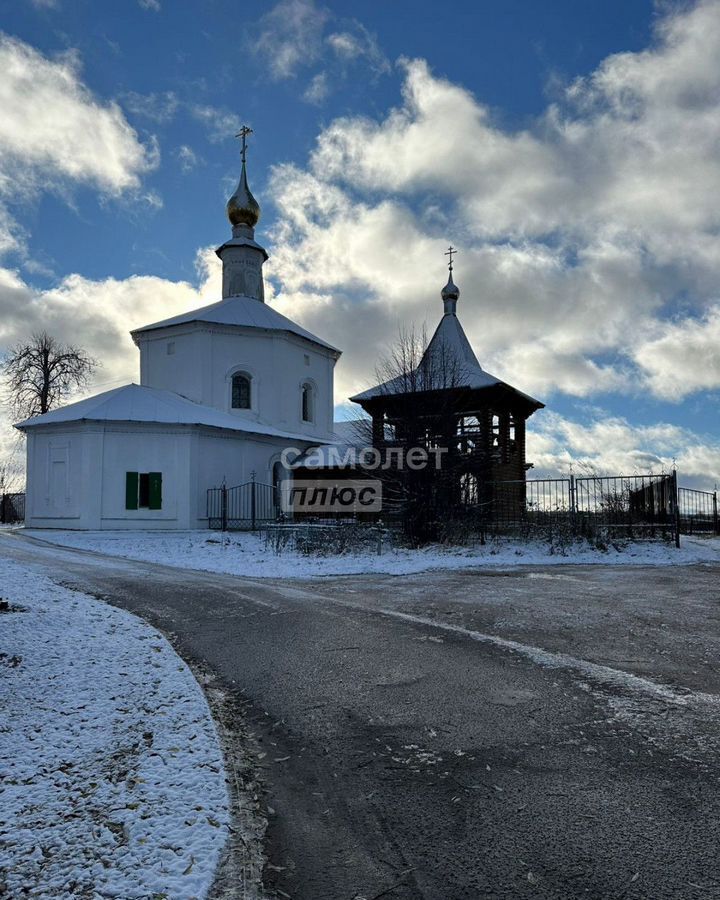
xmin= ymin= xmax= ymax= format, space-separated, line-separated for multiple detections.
xmin=227 ymin=160 xmax=260 ymax=228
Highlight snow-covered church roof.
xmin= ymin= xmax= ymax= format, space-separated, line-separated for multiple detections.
xmin=15 ymin=383 xmax=333 ymax=442
xmin=132 ymin=294 xmax=339 ymax=353
xmin=351 ymin=272 xmax=542 ymax=408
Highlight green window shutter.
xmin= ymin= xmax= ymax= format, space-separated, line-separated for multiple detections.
xmin=125 ymin=472 xmax=138 ymax=510
xmin=148 ymin=472 xmax=162 ymax=510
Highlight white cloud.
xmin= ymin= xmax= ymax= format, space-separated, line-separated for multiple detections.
xmin=632 ymin=306 xmax=720 ymax=400
xmin=122 ymin=94 xmax=238 ymax=147
xmin=0 ymin=249 xmax=225 ymax=469
xmin=138 ymin=0 xmax=161 ymax=10
xmin=253 ymin=0 xmax=388 ymax=98
xmin=0 ymin=35 xmax=156 ymax=196
xmin=255 ymin=0 xmax=329 ymax=80
xmin=326 ymin=32 xmax=362 ymax=59
xmin=189 ymin=105 xmax=242 ymax=143
xmin=262 ymin=1 xmax=720 ymax=407
xmin=303 ymin=73 xmax=330 ymax=105
xmin=326 ymin=22 xmax=390 ymax=75
xmin=137 ymin=189 xmax=163 ymax=211
xmin=122 ymin=90 xmax=178 ymax=123
xmin=176 ymin=144 xmax=202 ymax=173
xmin=0 ymin=252 xmax=216 ymax=407
xmin=0 ymin=206 xmax=24 ymax=258
xmin=0 ymin=34 xmax=156 ymax=264
xmin=526 ymin=410 xmax=720 ymax=489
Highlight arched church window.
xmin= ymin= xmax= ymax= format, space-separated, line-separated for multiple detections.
xmin=229 ymin=272 xmax=245 ymax=297
xmin=231 ymin=372 xmax=251 ymax=409
xmin=301 ymin=382 xmax=314 ymax=422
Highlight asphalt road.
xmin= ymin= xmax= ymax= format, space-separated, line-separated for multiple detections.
xmin=3 ymin=533 xmax=720 ymax=900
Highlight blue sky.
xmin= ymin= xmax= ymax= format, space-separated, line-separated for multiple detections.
xmin=3 ymin=0 xmax=654 ymax=284
xmin=0 ymin=0 xmax=719 ymax=487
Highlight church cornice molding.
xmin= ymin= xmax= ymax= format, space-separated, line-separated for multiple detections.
xmin=28 ymin=419 xmax=333 ymax=445
xmin=132 ymin=319 xmax=339 ymax=357
xmin=26 ymin=421 xmax=194 ymax=437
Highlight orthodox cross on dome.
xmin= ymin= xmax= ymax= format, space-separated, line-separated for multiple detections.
xmin=235 ymin=125 xmax=254 ymax=164
xmin=441 ymin=244 xmax=460 ymax=312
xmin=444 ymin=244 xmax=457 ymax=274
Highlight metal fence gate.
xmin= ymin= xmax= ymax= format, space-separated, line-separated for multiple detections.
xmin=573 ymin=473 xmax=676 ymax=537
xmin=485 ymin=473 xmax=679 ymax=542
xmin=678 ymin=487 xmax=719 ymax=534
xmin=207 ymin=479 xmax=278 ymax=530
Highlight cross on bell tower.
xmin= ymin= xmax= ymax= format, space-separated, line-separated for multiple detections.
xmin=444 ymin=244 xmax=457 ymax=274
xmin=441 ymin=245 xmax=460 ymax=315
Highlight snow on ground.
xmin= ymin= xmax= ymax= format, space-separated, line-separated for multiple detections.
xmin=0 ymin=556 xmax=229 ymax=899
xmin=21 ymin=528 xmax=720 ymax=579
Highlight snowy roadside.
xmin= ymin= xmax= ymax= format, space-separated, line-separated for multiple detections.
xmin=0 ymin=556 xmax=230 ymax=899
xmin=22 ymin=528 xmax=720 ymax=579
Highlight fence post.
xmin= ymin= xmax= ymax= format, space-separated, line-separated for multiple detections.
xmin=714 ymin=491 xmax=719 ymax=536
xmin=221 ymin=485 xmax=228 ymax=533
xmin=0 ymin=494 xmax=5 ymax=525
xmin=251 ymin=472 xmax=257 ymax=531
xmin=671 ymin=470 xmax=681 ymax=548
xmin=569 ymin=475 xmax=576 ymax=535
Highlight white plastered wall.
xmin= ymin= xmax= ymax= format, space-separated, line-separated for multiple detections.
xmin=189 ymin=428 xmax=316 ymax=527
xmin=25 ymin=424 xmax=192 ymax=530
xmin=24 ymin=422 xmax=317 ymax=531
xmin=137 ymin=324 xmax=336 ymax=440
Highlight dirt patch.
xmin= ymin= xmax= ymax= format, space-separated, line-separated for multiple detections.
xmin=0 ymin=599 xmax=27 ymax=613
xmin=0 ymin=652 xmax=22 ymax=667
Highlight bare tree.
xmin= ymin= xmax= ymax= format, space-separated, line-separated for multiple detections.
xmin=371 ymin=324 xmax=469 ymax=396
xmin=2 ymin=331 xmax=98 ymax=420
xmin=0 ymin=459 xmax=20 ymax=494
xmin=0 ymin=433 xmax=25 ymax=523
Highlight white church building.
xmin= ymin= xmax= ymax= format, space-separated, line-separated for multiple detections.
xmin=16 ymin=135 xmax=340 ymax=530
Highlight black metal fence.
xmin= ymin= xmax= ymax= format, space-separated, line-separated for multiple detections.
xmin=575 ymin=473 xmax=676 ymax=536
xmin=678 ymin=487 xmax=719 ymax=535
xmin=484 ymin=473 xmax=678 ymax=542
xmin=0 ymin=492 xmax=25 ymax=524
xmin=206 ymin=471 xmax=718 ymax=543
xmin=207 ymin=480 xmax=278 ymax=530
xmin=491 ymin=477 xmax=572 ymax=530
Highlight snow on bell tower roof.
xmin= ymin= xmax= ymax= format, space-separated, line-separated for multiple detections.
xmin=420 ymin=245 xmax=484 ymax=376
xmin=350 ymin=247 xmax=542 ymax=408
